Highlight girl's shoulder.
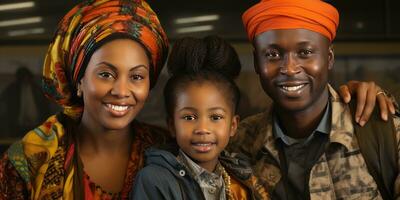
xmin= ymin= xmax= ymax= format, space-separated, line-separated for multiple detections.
xmin=132 ymin=148 xmax=186 ymax=200
xmin=133 ymin=148 xmax=204 ymax=200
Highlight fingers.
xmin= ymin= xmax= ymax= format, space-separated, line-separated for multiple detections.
xmin=377 ymin=93 xmax=388 ymax=121
xmin=338 ymin=85 xmax=351 ymax=103
xmin=357 ymin=82 xmax=377 ymax=126
xmin=354 ymin=82 xmax=369 ymax=125
xmin=387 ymin=96 xmax=396 ymax=115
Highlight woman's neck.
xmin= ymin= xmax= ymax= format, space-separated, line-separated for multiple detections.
xmin=77 ymin=122 xmax=132 ymax=156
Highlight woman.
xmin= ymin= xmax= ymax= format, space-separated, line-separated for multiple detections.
xmin=0 ymin=0 xmax=394 ymax=199
xmin=0 ymin=0 xmax=168 ymax=199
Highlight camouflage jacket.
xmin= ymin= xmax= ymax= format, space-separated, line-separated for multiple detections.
xmin=228 ymin=85 xmax=400 ymax=200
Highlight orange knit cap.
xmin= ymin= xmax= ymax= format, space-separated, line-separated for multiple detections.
xmin=242 ymin=0 xmax=339 ymax=42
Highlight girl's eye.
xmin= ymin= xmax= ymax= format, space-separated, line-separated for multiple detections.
xmin=210 ymin=115 xmax=223 ymax=121
xmin=182 ymin=115 xmax=196 ymax=121
xmin=98 ymin=71 xmax=114 ymax=79
xmin=131 ymin=74 xmax=144 ymax=81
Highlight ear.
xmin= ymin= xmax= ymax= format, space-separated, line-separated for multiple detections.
xmin=328 ymin=45 xmax=335 ymax=70
xmin=229 ymin=115 xmax=240 ymax=137
xmin=167 ymin=118 xmax=176 ymax=138
xmin=253 ymin=49 xmax=261 ymax=74
xmin=76 ymin=80 xmax=83 ymax=97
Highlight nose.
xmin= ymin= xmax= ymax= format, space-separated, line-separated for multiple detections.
xmin=280 ymin=53 xmax=301 ymax=76
xmin=110 ymin=78 xmax=131 ymax=98
xmin=194 ymin=118 xmax=211 ymax=135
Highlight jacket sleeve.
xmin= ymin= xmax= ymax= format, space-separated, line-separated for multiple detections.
xmin=393 ymin=116 xmax=400 ymax=199
xmin=130 ymin=165 xmax=183 ymax=200
xmin=0 ymin=153 xmax=29 ymax=200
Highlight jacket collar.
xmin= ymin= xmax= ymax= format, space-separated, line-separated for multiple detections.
xmin=328 ymin=85 xmax=357 ymax=152
xmin=261 ymin=84 xmax=358 ymax=164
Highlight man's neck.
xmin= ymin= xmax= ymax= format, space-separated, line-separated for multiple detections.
xmin=275 ymin=89 xmax=329 ymax=139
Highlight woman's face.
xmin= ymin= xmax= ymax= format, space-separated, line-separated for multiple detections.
xmin=78 ymin=39 xmax=150 ymax=131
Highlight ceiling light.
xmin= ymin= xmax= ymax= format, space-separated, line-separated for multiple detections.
xmin=177 ymin=25 xmax=213 ymax=34
xmin=175 ymin=15 xmax=219 ymax=24
xmin=0 ymin=2 xmax=35 ymax=11
xmin=7 ymin=27 xmax=45 ymax=37
xmin=0 ymin=16 xmax=42 ymax=27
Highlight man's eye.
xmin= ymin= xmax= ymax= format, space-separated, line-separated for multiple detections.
xmin=266 ymin=51 xmax=280 ymax=59
xmin=183 ymin=115 xmax=196 ymax=121
xmin=298 ymin=49 xmax=313 ymax=57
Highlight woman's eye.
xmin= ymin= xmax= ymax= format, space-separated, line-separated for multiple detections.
xmin=131 ymin=74 xmax=144 ymax=81
xmin=183 ymin=115 xmax=196 ymax=121
xmin=98 ymin=72 xmax=114 ymax=79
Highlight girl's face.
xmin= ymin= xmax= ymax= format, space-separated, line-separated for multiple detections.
xmin=78 ymin=39 xmax=150 ymax=131
xmin=170 ymin=82 xmax=239 ymax=172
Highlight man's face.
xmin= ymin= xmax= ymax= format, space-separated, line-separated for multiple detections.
xmin=253 ymin=29 xmax=334 ymax=113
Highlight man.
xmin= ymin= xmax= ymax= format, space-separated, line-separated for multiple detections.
xmin=229 ymin=0 xmax=400 ymax=199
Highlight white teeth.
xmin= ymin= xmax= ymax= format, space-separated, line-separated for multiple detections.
xmin=282 ymin=84 xmax=305 ymax=91
xmin=107 ymin=104 xmax=129 ymax=111
xmin=193 ymin=143 xmax=212 ymax=146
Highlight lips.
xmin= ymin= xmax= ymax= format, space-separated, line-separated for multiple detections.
xmin=104 ymin=103 xmax=132 ymax=117
xmin=191 ymin=141 xmax=216 ymax=153
xmin=277 ymin=81 xmax=309 ymax=97
xmin=281 ymin=84 xmax=306 ymax=92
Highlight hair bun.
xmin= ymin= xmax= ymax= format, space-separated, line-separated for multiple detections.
xmin=167 ymin=35 xmax=241 ymax=79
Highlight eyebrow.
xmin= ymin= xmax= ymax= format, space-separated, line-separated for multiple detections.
xmin=96 ymin=61 xmax=148 ymax=72
xmin=208 ymin=107 xmax=227 ymax=112
xmin=267 ymin=41 xmax=311 ymax=48
xmin=178 ymin=107 xmax=197 ymax=112
xmin=296 ymin=41 xmax=312 ymax=47
xmin=177 ymin=107 xmax=227 ymax=112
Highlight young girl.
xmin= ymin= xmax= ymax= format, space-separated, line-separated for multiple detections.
xmin=131 ymin=36 xmax=266 ymax=200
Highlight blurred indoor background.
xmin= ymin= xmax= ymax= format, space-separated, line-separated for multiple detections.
xmin=0 ymin=0 xmax=399 ymax=152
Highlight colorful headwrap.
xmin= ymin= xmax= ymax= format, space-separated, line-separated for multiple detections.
xmin=42 ymin=0 xmax=169 ymax=119
xmin=242 ymin=0 xmax=339 ymax=42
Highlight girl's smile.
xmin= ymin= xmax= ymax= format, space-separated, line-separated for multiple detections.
xmin=170 ymin=81 xmax=239 ymax=172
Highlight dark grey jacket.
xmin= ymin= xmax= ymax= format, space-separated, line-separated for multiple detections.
xmin=130 ymin=147 xmax=256 ymax=200
xmin=130 ymin=147 xmax=205 ymax=200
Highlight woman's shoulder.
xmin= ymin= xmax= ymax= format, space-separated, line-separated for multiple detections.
xmin=4 ymin=113 xmax=71 ymax=183
xmin=0 ymin=152 xmax=30 ymax=199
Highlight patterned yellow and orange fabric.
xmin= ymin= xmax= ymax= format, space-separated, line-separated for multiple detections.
xmin=42 ymin=0 xmax=169 ymax=119
xmin=1 ymin=115 xmax=161 ymax=200
xmin=0 ymin=0 xmax=169 ymax=199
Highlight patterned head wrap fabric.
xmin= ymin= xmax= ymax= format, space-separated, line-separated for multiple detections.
xmin=42 ymin=0 xmax=169 ymax=119
xmin=242 ymin=0 xmax=339 ymax=42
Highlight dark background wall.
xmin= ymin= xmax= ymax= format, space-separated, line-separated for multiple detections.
xmin=0 ymin=0 xmax=399 ymax=152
